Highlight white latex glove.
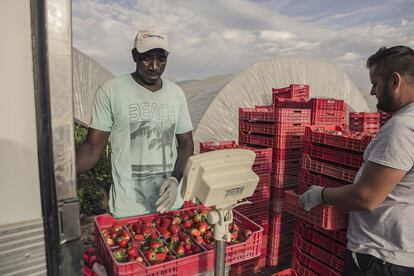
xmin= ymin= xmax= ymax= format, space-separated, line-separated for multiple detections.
xmin=299 ymin=185 xmax=325 ymax=211
xmin=156 ymin=176 xmax=179 ymax=213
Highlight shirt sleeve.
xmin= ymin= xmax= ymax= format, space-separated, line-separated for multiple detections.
xmin=368 ymin=121 xmax=414 ymax=172
xmin=175 ymin=90 xmax=193 ymax=134
xmin=89 ymin=86 xmax=113 ymax=132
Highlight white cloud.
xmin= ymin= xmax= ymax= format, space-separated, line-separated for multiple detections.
xmin=72 ymin=0 xmax=414 ymax=89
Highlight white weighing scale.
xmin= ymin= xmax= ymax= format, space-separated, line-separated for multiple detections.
xmin=182 ymin=149 xmax=260 ymax=276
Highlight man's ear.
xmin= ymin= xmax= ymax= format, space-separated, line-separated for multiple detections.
xmin=391 ymin=72 xmax=402 ymax=89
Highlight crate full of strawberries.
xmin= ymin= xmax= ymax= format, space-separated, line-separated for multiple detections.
xmin=94 ymin=207 xmax=263 ymax=276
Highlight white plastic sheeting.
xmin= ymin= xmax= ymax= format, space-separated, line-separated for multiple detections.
xmin=73 ymin=48 xmax=114 ymax=126
xmin=178 ymin=56 xmax=369 ymax=153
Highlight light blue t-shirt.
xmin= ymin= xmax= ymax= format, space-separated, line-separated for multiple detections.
xmin=90 ymin=74 xmax=193 ymax=218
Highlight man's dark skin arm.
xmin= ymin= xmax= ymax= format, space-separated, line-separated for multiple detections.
xmin=171 ymin=131 xmax=194 ymax=182
xmin=76 ymin=128 xmax=110 ymax=174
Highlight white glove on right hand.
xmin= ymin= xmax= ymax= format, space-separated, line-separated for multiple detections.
xmin=299 ymin=185 xmax=324 ymax=211
xmin=155 ymin=177 xmax=179 ymax=213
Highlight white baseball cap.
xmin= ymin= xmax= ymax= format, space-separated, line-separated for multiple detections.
xmin=133 ymin=26 xmax=169 ymax=53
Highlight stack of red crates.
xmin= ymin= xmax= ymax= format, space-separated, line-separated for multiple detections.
xmin=349 ymin=112 xmax=380 ymax=134
xmin=239 ymin=84 xmax=311 ymax=271
xmin=285 ymin=125 xmax=374 ymax=275
xmin=310 ymin=98 xmax=347 ymax=128
xmin=198 ymin=140 xmax=273 ymax=275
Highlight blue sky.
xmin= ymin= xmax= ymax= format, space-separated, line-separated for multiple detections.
xmin=72 ymin=0 xmax=414 ymax=92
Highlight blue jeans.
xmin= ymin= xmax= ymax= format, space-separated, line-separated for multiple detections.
xmin=343 ymin=250 xmax=414 ymax=276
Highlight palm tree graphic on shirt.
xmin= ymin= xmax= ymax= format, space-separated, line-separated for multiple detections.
xmin=130 ymin=120 xmax=175 ymax=177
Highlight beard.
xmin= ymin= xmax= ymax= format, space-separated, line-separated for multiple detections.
xmin=376 ymin=85 xmax=398 ymax=112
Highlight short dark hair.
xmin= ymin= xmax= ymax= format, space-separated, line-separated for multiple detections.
xmin=367 ymin=46 xmax=414 ymax=80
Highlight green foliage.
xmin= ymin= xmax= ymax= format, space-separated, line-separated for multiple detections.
xmin=75 ymin=123 xmax=112 ymax=216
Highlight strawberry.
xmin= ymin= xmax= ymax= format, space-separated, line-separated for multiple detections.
xmin=156 ymin=252 xmax=167 ymax=263
xmin=122 ymin=230 xmax=131 ymax=241
xmin=170 ymin=235 xmax=179 ymax=244
xmin=182 ymin=220 xmax=192 ymax=229
xmin=197 ymin=222 xmax=208 ymax=233
xmin=181 ymin=213 xmax=189 ymax=220
xmin=85 ymin=247 xmax=95 ymax=255
xmin=195 ymin=236 xmax=204 ymax=244
xmin=160 ymin=217 xmax=172 ymax=228
xmin=101 ymin=228 xmax=110 ymax=238
xmin=144 ymin=250 xmax=157 ymax=264
xmin=243 ymin=229 xmax=252 ymax=239
xmin=136 ymin=256 xmax=145 ymax=264
xmin=110 ymin=231 xmax=120 ymax=241
xmin=191 ymin=243 xmax=201 ymax=253
xmin=179 ymin=232 xmax=191 ymax=243
xmin=112 ymin=222 xmax=123 ymax=233
xmin=232 ymin=223 xmax=240 ymax=232
xmin=113 ymin=248 xmax=126 ymax=262
xmin=184 ymin=242 xmax=191 ymax=251
xmin=106 ymin=238 xmax=115 ymax=247
xmin=131 ymin=241 xmax=140 ymax=249
xmin=168 ymin=224 xmax=181 ymax=235
xmin=153 ymin=217 xmax=161 ymax=226
xmin=118 ymin=239 xmax=129 ymax=248
xmin=176 ymin=245 xmax=185 ymax=257
xmin=150 ymin=238 xmax=163 ymax=249
xmin=134 ymin=234 xmax=145 ymax=243
xmin=127 ymin=246 xmax=139 ymax=258
xmin=230 ymin=231 xmax=238 ymax=242
xmin=204 ymin=230 xmax=213 ymax=239
xmin=191 ymin=228 xmax=201 ymax=237
xmin=133 ymin=221 xmax=143 ymax=233
xmin=166 ymin=254 xmax=176 ymax=261
xmin=171 ymin=215 xmax=182 ymax=225
xmin=88 ymin=255 xmax=97 ymax=265
xmin=158 ymin=228 xmax=171 ymax=237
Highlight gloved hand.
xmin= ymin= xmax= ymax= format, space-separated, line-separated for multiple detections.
xmin=299 ymin=185 xmax=325 ymax=211
xmin=156 ymin=176 xmax=179 ymax=213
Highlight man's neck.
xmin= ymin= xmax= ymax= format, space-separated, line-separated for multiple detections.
xmin=130 ymin=72 xmax=162 ymax=92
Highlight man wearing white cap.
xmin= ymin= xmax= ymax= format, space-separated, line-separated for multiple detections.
xmin=76 ymin=26 xmax=194 ymax=218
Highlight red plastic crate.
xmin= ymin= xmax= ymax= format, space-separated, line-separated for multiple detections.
xmin=292 ymin=257 xmax=319 ymax=276
xmin=349 ymin=124 xmax=380 ymax=134
xmin=284 ymin=190 xmax=348 ymax=230
xmin=266 ymin=246 xmax=293 ymax=267
xmin=268 ymin=223 xmax=296 ymax=241
xmin=239 ymin=132 xmax=305 ymax=148
xmin=272 ymin=84 xmax=310 ymax=100
xmin=239 ymin=107 xmax=311 ymax=123
xmin=302 ymin=155 xmax=357 ymax=183
xmin=292 ymin=247 xmax=340 ymax=276
xmin=273 ymin=147 xmax=304 ymax=161
xmin=94 ymin=209 xmax=263 ymax=275
xmin=303 ymin=142 xmax=363 ymax=169
xmin=309 ymin=222 xmax=348 ymax=245
xmin=273 ymin=158 xmax=302 ymax=174
xmin=272 ymin=172 xmax=300 ymax=188
xmin=230 ymin=255 xmax=266 ymax=276
xmin=235 ymin=199 xmax=270 ymax=215
xmin=349 ymin=112 xmax=380 ymax=123
xmin=200 ymin=140 xmax=238 ymax=153
xmin=296 ymin=220 xmax=346 ymax=258
xmin=294 ymin=234 xmax=344 ymax=272
xmin=273 ymin=98 xmax=310 ymax=109
xmin=298 ymin=169 xmax=348 ymax=194
xmin=305 ymin=125 xmax=373 ymax=153
xmin=270 ymin=186 xmax=293 ymax=200
xmin=310 ymin=98 xmax=345 ymax=111
xmin=239 ymin=121 xmax=308 ymax=136
xmin=270 ymin=199 xmax=285 ymax=213
xmin=311 ymin=110 xmax=346 ymax=126
xmin=271 ymin=268 xmax=297 ymax=276
xmin=269 ymin=212 xmax=297 ymax=225
xmin=238 ymin=145 xmax=273 ymax=164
